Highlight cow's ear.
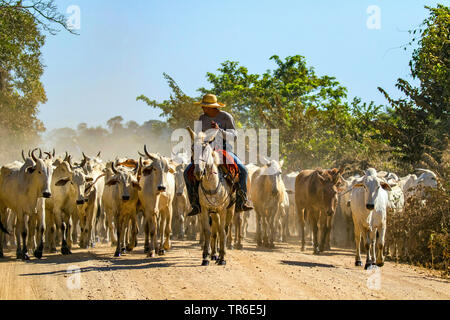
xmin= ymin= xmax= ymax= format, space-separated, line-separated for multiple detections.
xmin=380 ymin=182 xmax=392 ymax=191
xmin=353 ymin=183 xmax=365 ymax=188
xmin=132 ymin=181 xmax=142 ymax=191
xmin=55 ymin=178 xmax=70 ymax=186
xmin=106 ymin=179 xmax=118 ymax=186
xmin=279 ymin=159 xmax=284 ymax=168
xmin=168 ymin=165 xmax=176 ymax=174
xmin=26 ymin=166 xmax=36 ymax=174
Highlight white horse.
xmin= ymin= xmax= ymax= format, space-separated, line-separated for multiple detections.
xmin=187 ymin=127 xmax=234 ymax=266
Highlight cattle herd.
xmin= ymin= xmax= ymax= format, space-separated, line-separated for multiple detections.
xmin=0 ymin=145 xmax=439 ymax=271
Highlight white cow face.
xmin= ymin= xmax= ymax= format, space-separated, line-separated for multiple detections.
xmin=142 ymin=157 xmax=175 ymax=193
xmin=353 ymin=174 xmax=392 ymax=211
xmin=262 ymin=159 xmax=284 ymax=196
xmin=26 ymin=157 xmax=54 ymax=199
xmin=69 ymin=169 xmax=93 ymax=205
xmin=416 ymin=171 xmax=438 ymax=189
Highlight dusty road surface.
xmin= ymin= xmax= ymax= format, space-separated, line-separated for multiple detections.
xmin=0 ymin=234 xmax=448 ymax=300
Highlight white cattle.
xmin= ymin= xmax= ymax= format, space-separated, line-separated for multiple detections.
xmin=138 ymin=146 xmax=175 ymax=257
xmin=56 ymin=153 xmax=105 ymax=249
xmin=242 ymin=163 xmax=260 ymax=238
xmin=350 ymin=168 xmax=393 ymax=269
xmin=333 ymin=175 xmax=359 ymax=248
xmin=77 ymin=153 xmax=106 ymax=248
xmin=172 ymin=163 xmax=193 ymax=240
xmin=277 ymin=189 xmax=290 ymax=242
xmin=48 ymin=155 xmax=85 ymax=254
xmin=103 ymin=162 xmax=141 ymax=257
xmin=398 ymin=169 xmax=438 ymax=200
xmin=251 ymin=159 xmax=286 ymax=248
xmin=0 ymin=149 xmax=54 ymax=260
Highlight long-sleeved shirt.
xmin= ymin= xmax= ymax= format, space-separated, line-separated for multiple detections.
xmin=199 ymin=111 xmax=237 ymax=151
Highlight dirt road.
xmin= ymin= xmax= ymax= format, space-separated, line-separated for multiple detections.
xmin=0 ymin=235 xmax=448 ymax=300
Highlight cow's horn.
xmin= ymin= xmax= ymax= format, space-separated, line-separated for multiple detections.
xmin=31 ymin=148 xmax=39 ymax=163
xmin=111 ymin=161 xmax=118 ymax=174
xmin=44 ymin=152 xmax=52 ymax=159
xmin=138 ymin=151 xmax=146 ymax=158
xmin=138 ymin=157 xmax=143 ymax=177
xmin=52 ymin=148 xmax=56 ymax=157
xmin=144 ymin=145 xmax=157 ymax=161
xmin=38 ymin=148 xmax=43 ymax=159
xmin=415 ymin=168 xmax=433 ymax=175
xmin=68 ymin=155 xmax=74 ymax=170
xmin=80 ymin=152 xmax=88 ymax=167
xmin=63 ymin=151 xmax=69 ymax=162
xmin=134 ymin=158 xmax=140 ymax=174
xmin=21 ymin=150 xmax=26 ymax=162
xmin=97 ymin=151 xmax=101 ymax=158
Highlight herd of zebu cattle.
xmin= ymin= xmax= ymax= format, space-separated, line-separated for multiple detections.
xmin=0 ymin=138 xmax=439 ymax=269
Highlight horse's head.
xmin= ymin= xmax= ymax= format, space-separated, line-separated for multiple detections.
xmin=187 ymin=127 xmax=221 ymax=181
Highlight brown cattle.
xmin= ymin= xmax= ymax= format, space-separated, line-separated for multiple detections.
xmin=295 ymin=168 xmax=343 ymax=254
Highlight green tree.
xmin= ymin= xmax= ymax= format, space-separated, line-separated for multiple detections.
xmin=377 ymin=4 xmax=449 ymax=173
xmin=0 ymin=0 xmax=73 ymax=162
xmin=137 ymin=73 xmax=201 ymax=129
xmin=200 ymin=55 xmax=382 ymax=169
xmin=139 ymin=56 xmax=389 ymax=170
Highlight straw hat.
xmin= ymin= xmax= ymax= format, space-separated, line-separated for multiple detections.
xmin=194 ymin=94 xmax=226 ymax=108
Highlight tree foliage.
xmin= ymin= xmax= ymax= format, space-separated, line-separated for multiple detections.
xmin=139 ymin=56 xmax=388 ymax=170
xmin=0 ymin=0 xmax=72 ymax=161
xmin=137 ymin=73 xmax=201 ymax=129
xmin=377 ymin=4 xmax=449 ymax=172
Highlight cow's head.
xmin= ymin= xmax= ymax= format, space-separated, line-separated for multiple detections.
xmin=314 ymin=167 xmax=344 ymax=216
xmin=141 ymin=145 xmax=175 ymax=193
xmin=261 ymin=158 xmax=285 ymax=196
xmin=80 ymin=151 xmax=103 ymax=174
xmin=352 ymin=168 xmax=393 ymax=211
xmin=105 ymin=162 xmax=141 ymax=201
xmin=55 ymin=163 xmax=94 ymax=205
xmin=415 ymin=168 xmax=438 ymax=189
xmin=25 ymin=148 xmax=55 ymax=199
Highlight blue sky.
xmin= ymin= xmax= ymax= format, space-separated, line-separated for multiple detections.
xmin=39 ymin=0 xmax=446 ymax=131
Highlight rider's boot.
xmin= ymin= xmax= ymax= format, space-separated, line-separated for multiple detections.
xmin=187 ymin=182 xmax=201 ymax=217
xmin=235 ymin=188 xmax=254 ymax=212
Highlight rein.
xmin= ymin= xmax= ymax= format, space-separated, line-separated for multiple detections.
xmin=200 ymin=167 xmax=232 ymax=208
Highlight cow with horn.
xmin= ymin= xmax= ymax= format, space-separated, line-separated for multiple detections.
xmin=138 ymin=145 xmax=176 ymax=257
xmin=0 ymin=149 xmax=54 ymax=259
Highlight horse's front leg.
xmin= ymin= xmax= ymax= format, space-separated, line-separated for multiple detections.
xmin=217 ymin=211 xmax=227 ymax=265
xmin=201 ymin=210 xmax=211 ymax=266
xmin=210 ymin=213 xmax=219 ymax=261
